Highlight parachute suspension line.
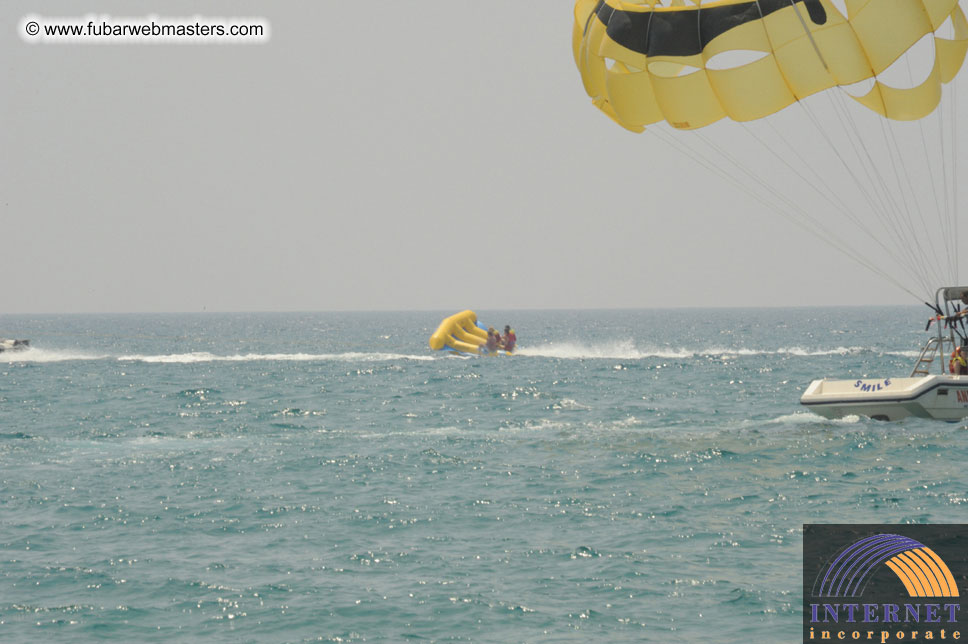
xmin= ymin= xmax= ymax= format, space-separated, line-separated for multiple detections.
xmin=877 ymin=110 xmax=951 ymax=290
xmin=788 ymin=0 xmax=829 ymax=71
xmin=761 ymin=120 xmax=854 ymax=217
xmin=752 ymin=0 xmax=765 ymax=22
xmin=647 ymin=127 xmax=834 ymax=243
xmin=754 ymin=120 xmax=866 ymax=227
xmin=827 ymin=91 xmax=938 ymax=290
xmin=932 ymin=92 xmax=955 ymax=282
xmin=747 ymin=119 xmax=915 ymax=273
xmin=897 ymin=53 xmax=956 ymax=285
xmin=942 ymin=93 xmax=958 ymax=284
xmin=812 ymin=93 xmax=924 ymax=278
xmin=645 ymin=128 xmax=776 ymax=217
xmin=822 ymin=91 xmax=940 ymax=297
xmin=777 ymin=0 xmax=954 ymax=298
xmin=955 ymin=78 xmax=960 ymax=281
xmin=938 ymin=78 xmax=960 ymax=285
xmin=902 ymin=104 xmax=956 ymax=287
xmin=649 ymin=125 xmax=919 ymax=300
xmin=926 ymin=86 xmax=957 ymax=282
xmin=700 ymin=125 xmax=922 ymax=298
xmin=798 ymin=99 xmax=907 ymax=265
xmin=936 ymin=78 xmax=960 ymax=283
xmin=916 ymin=51 xmax=958 ymax=286
xmin=798 ymin=97 xmax=936 ymax=297
xmin=692 ymin=130 xmax=839 ymax=236
xmin=785 ymin=0 xmax=923 ymax=292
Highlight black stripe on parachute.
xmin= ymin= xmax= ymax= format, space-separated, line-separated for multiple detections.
xmin=592 ymin=0 xmax=827 ymax=59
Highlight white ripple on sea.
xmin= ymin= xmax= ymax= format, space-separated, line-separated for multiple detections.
xmin=513 ymin=341 xmax=689 ymax=359
xmin=771 ymin=411 xmax=862 ymax=424
xmin=2 ymin=345 xmax=919 ymax=364
xmin=1 ymin=349 xmax=437 ymax=363
xmin=0 ymin=348 xmax=109 ymax=363
xmin=116 ymin=352 xmax=438 ymax=363
xmin=513 ymin=342 xmax=910 ymax=360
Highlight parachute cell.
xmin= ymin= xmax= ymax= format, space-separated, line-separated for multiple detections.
xmin=574 ymin=0 xmax=968 ymax=130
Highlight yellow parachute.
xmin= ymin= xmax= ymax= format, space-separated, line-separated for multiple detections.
xmin=573 ymin=0 xmax=968 ymax=301
xmin=574 ymin=0 xmax=968 ymax=132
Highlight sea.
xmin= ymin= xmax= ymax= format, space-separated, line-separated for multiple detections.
xmin=1 ymin=307 xmax=966 ymax=643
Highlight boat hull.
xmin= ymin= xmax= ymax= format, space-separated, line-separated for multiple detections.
xmin=801 ymin=375 xmax=968 ymax=422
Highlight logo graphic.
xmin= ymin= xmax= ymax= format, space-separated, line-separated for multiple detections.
xmin=815 ymin=533 xmax=959 ymax=599
xmin=803 ymin=525 xmax=968 ymax=643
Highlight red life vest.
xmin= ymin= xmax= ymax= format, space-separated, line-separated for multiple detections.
xmin=504 ymin=331 xmax=516 ymax=350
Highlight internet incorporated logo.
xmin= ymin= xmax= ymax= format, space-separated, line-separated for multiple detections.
xmin=803 ymin=526 xmax=967 ymax=643
xmin=815 ymin=534 xmax=959 ymax=599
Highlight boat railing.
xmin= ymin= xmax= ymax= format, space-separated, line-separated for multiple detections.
xmin=911 ymin=335 xmax=955 ymax=376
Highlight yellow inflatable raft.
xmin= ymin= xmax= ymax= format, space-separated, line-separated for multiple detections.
xmin=429 ymin=310 xmax=510 ymax=355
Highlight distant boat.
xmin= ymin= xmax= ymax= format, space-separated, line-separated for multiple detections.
xmin=0 ymin=339 xmax=29 ymax=353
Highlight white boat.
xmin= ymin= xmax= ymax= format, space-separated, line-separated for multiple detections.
xmin=0 ymin=339 xmax=29 ymax=353
xmin=801 ymin=287 xmax=968 ymax=422
xmin=801 ymin=375 xmax=968 ymax=422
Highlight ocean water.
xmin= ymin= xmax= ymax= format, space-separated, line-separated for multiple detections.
xmin=1 ymin=307 xmax=966 ymax=643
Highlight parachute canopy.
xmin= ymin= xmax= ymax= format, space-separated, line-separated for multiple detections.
xmin=572 ymin=0 xmax=968 ymax=303
xmin=574 ymin=0 xmax=968 ymax=132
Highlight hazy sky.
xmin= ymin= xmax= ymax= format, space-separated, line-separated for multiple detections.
xmin=4 ymin=1 xmax=967 ymax=313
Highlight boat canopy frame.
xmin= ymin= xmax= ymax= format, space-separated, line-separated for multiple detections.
xmin=914 ymin=286 xmax=968 ymax=376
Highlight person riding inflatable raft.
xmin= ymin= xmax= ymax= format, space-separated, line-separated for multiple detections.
xmin=429 ymin=311 xmax=515 ymax=355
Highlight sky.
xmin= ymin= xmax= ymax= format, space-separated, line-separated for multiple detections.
xmin=3 ymin=0 xmax=968 ymax=313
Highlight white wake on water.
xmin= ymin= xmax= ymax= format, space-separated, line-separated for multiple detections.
xmin=514 ymin=340 xmax=687 ymax=359
xmin=769 ymin=411 xmax=862 ymax=425
xmin=0 ymin=347 xmax=109 ymax=363
xmin=116 ymin=351 xmax=437 ymax=364
xmin=513 ymin=341 xmax=900 ymax=360
xmin=0 ymin=348 xmax=436 ymax=364
xmin=2 ymin=343 xmax=918 ymax=364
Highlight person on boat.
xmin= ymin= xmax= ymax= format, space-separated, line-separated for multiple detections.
xmin=502 ymin=325 xmax=516 ymax=353
xmin=483 ymin=328 xmax=500 ymax=353
xmin=950 ymin=345 xmax=968 ymax=375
